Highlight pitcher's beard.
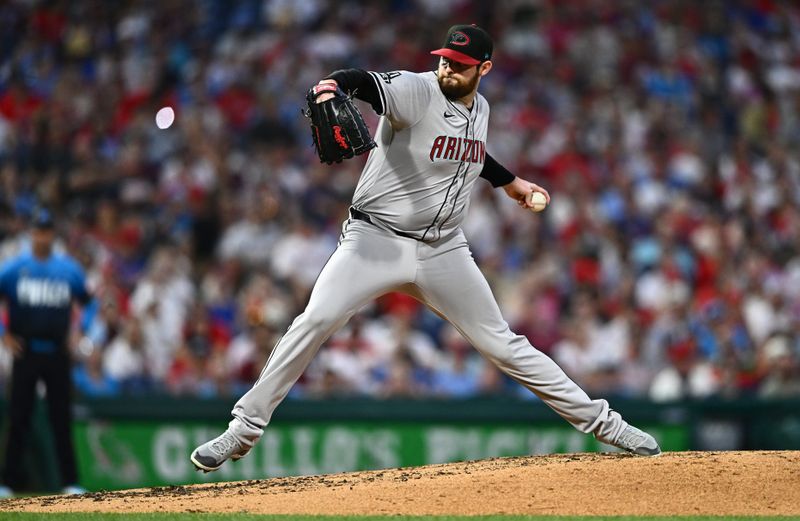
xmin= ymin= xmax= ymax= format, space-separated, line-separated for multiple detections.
xmin=438 ymin=72 xmax=479 ymax=100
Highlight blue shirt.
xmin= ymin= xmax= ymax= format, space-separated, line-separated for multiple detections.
xmin=0 ymin=251 xmax=90 ymax=352
xmin=72 ymin=365 xmax=121 ymax=397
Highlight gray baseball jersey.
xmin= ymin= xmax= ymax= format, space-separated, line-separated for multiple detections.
xmin=353 ymin=71 xmax=488 ymax=242
xmin=226 ymin=69 xmax=630 ymax=456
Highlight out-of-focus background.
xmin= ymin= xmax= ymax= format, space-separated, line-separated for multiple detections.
xmin=1 ymin=0 xmax=799 ymax=492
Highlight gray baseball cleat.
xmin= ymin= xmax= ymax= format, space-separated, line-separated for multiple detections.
xmin=611 ymin=425 xmax=662 ymax=456
xmin=190 ymin=429 xmax=250 ymax=473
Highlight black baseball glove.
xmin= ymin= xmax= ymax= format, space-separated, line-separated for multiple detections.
xmin=304 ymin=83 xmax=376 ymax=164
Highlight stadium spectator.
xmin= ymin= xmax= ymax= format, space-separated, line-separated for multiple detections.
xmin=102 ymin=318 xmax=149 ymax=393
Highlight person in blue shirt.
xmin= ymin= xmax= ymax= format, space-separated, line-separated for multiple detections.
xmin=0 ymin=208 xmax=91 ymax=496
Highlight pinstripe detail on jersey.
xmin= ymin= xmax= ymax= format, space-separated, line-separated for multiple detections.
xmin=434 ymin=97 xmax=478 ymax=238
xmin=368 ymin=72 xmax=387 ymax=115
xmin=420 ymin=162 xmax=462 ymax=242
xmin=421 ymin=97 xmax=473 ymax=242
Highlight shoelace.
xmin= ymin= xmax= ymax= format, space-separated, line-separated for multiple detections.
xmin=209 ymin=434 xmax=239 ymax=457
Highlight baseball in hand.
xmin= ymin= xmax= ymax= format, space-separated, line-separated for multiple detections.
xmin=526 ymin=191 xmax=548 ymax=212
xmin=155 ymin=106 xmax=175 ymax=129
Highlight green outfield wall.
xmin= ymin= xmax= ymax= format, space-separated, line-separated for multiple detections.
xmin=3 ymin=397 xmax=799 ymax=491
xmin=72 ymin=421 xmax=688 ymax=490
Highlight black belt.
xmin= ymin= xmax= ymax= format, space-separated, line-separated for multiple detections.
xmin=349 ymin=207 xmax=418 ymax=240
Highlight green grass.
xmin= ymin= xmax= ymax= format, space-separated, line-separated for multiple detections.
xmin=0 ymin=507 xmax=791 ymax=521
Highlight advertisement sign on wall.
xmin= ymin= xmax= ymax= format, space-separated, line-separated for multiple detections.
xmin=74 ymin=421 xmax=688 ymax=490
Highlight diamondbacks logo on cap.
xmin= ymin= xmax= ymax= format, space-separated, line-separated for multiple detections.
xmin=431 ymin=24 xmax=493 ymax=65
xmin=449 ymin=31 xmax=470 ymax=46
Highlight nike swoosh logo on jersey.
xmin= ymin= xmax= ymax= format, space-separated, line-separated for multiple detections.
xmin=443 ymin=111 xmax=455 ymax=119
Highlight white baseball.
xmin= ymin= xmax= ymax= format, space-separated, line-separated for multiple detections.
xmin=526 ymin=191 xmax=548 ymax=212
xmin=155 ymin=106 xmax=175 ymax=129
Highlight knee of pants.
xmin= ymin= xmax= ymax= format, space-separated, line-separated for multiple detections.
xmin=298 ymin=303 xmax=350 ymax=335
xmin=494 ymin=337 xmax=543 ymax=371
xmin=462 ymin=325 xmax=530 ymax=367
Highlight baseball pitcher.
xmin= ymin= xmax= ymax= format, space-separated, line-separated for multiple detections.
xmin=191 ymin=24 xmax=661 ymax=473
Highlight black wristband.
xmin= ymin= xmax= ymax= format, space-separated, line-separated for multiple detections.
xmin=481 ymin=153 xmax=516 ymax=187
xmin=324 ymin=69 xmax=382 ymax=114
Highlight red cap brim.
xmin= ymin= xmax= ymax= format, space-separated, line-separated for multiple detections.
xmin=430 ymin=48 xmax=481 ymax=66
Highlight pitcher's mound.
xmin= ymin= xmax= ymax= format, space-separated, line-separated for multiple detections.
xmin=2 ymin=451 xmax=798 ymax=516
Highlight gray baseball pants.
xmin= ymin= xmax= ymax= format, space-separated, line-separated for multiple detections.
xmin=229 ymin=218 xmax=628 ymax=447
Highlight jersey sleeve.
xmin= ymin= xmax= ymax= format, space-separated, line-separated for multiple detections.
xmin=366 ymin=71 xmax=433 ymax=129
xmin=68 ymin=259 xmax=91 ymax=305
xmin=0 ymin=259 xmax=16 ymax=299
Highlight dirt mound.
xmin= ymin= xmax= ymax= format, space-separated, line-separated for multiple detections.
xmin=1 ymin=451 xmax=798 ymax=516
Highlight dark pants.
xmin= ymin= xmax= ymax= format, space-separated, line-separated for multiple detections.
xmin=2 ymin=347 xmax=77 ymax=489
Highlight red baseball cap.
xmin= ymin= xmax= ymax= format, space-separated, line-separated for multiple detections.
xmin=431 ymin=24 xmax=493 ymax=66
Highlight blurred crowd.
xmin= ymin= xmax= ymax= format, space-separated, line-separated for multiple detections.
xmin=1 ymin=0 xmax=800 ymax=402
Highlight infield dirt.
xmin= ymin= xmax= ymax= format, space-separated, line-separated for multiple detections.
xmin=1 ymin=451 xmax=798 ymax=516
